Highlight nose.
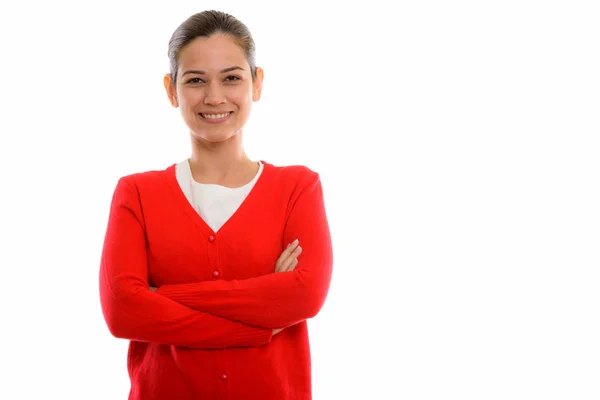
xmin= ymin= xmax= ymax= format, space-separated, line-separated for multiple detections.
xmin=204 ymin=83 xmax=226 ymax=105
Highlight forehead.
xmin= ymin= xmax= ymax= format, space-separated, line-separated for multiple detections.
xmin=178 ymin=34 xmax=248 ymax=71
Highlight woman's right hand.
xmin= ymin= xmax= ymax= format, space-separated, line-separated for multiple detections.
xmin=274 ymin=239 xmax=302 ymax=273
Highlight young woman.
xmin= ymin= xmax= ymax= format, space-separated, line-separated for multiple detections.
xmin=99 ymin=10 xmax=333 ymax=400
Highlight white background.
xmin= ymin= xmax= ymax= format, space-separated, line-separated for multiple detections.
xmin=1 ymin=1 xmax=599 ymax=399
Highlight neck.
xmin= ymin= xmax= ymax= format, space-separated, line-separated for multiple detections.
xmin=188 ymin=132 xmax=257 ymax=186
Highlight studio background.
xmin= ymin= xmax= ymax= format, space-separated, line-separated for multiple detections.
xmin=0 ymin=1 xmax=598 ymax=399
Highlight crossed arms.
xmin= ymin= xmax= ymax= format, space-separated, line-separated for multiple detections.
xmin=99 ymin=172 xmax=333 ymax=350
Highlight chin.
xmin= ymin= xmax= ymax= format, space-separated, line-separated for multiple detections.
xmin=192 ymin=130 xmax=239 ymax=144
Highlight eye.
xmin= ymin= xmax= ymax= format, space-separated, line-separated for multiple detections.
xmin=225 ymin=75 xmax=241 ymax=82
xmin=186 ymin=77 xmax=204 ymax=84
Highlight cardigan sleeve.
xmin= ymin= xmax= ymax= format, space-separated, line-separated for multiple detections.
xmin=156 ymin=171 xmax=333 ymax=329
xmin=99 ymin=176 xmax=273 ymax=349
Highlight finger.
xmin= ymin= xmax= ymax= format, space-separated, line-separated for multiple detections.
xmin=282 ymin=246 xmax=302 ymax=271
xmin=288 ymin=258 xmax=299 ymax=272
xmin=280 ymin=258 xmax=296 ymax=273
xmin=294 ymin=245 xmax=303 ymax=257
xmin=281 ymin=247 xmax=302 ymax=272
xmin=277 ymin=257 xmax=292 ymax=273
xmin=282 ymin=239 xmax=300 ymax=257
xmin=275 ymin=239 xmax=300 ymax=272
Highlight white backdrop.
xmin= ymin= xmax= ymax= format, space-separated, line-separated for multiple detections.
xmin=0 ymin=1 xmax=599 ymax=399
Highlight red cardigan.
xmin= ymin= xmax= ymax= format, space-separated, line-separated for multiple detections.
xmin=99 ymin=161 xmax=333 ymax=400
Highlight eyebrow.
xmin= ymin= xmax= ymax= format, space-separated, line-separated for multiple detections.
xmin=181 ymin=66 xmax=244 ymax=76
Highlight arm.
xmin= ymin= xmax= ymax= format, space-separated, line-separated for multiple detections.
xmin=156 ymin=172 xmax=333 ymax=329
xmin=99 ymin=177 xmax=273 ymax=349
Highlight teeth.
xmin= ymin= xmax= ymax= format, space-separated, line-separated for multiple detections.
xmin=201 ymin=112 xmax=230 ymax=119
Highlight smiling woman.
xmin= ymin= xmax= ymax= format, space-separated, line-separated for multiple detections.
xmin=163 ymin=26 xmax=263 ymax=145
xmin=98 ymin=9 xmax=333 ymax=400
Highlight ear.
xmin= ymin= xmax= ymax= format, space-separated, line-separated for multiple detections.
xmin=252 ymin=67 xmax=264 ymax=102
xmin=163 ymin=73 xmax=179 ymax=107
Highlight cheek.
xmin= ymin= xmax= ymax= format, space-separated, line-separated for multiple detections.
xmin=178 ymin=89 xmax=201 ymax=108
xmin=229 ymin=84 xmax=253 ymax=100
xmin=230 ymin=91 xmax=253 ymax=109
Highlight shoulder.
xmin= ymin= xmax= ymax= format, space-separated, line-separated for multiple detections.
xmin=260 ymin=161 xmax=325 ymax=204
xmin=112 ymin=163 xmax=176 ymax=194
xmin=118 ymin=163 xmax=174 ymax=183
xmin=262 ymin=161 xmax=320 ymax=187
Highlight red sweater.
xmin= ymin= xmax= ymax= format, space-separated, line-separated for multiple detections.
xmin=99 ymin=161 xmax=333 ymax=400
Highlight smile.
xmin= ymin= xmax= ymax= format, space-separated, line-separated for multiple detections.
xmin=200 ymin=112 xmax=233 ymax=120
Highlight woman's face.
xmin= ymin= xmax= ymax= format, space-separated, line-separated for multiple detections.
xmin=164 ymin=34 xmax=263 ymax=144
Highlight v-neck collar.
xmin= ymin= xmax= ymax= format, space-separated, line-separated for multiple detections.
xmin=166 ymin=160 xmax=271 ymax=237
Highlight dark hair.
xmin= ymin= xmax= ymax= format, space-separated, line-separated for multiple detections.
xmin=167 ymin=10 xmax=257 ymax=84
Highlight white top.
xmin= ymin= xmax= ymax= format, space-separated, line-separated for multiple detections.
xmin=175 ymin=160 xmax=263 ymax=232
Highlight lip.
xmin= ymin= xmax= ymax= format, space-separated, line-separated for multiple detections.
xmin=198 ymin=111 xmax=233 ymax=124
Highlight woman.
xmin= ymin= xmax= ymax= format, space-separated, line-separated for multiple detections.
xmin=99 ymin=9 xmax=333 ymax=400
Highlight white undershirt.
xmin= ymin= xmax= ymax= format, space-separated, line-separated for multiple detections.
xmin=175 ymin=160 xmax=263 ymax=232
